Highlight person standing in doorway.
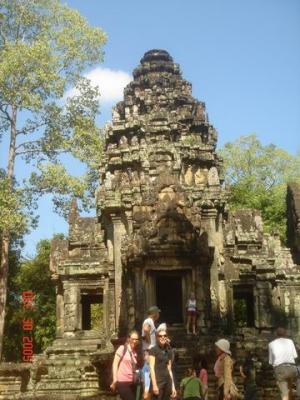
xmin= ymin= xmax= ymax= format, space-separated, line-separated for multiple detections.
xmin=110 ymin=330 xmax=140 ymax=400
xmin=142 ymin=306 xmax=161 ymax=351
xmin=186 ymin=292 xmax=197 ymax=335
xmin=149 ymin=329 xmax=176 ymax=400
xmin=268 ymin=327 xmax=298 ymax=400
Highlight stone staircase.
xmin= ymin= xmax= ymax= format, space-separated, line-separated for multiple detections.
xmin=29 ymin=331 xmax=109 ymax=399
xmin=168 ymin=327 xmax=282 ymax=400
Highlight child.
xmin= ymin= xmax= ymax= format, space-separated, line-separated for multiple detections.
xmin=180 ymin=368 xmax=203 ymax=400
xmin=142 ymin=350 xmax=151 ymax=400
xmin=186 ymin=292 xmax=197 ymax=335
xmin=198 ymin=357 xmax=208 ymax=400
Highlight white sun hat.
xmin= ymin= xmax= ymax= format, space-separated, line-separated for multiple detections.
xmin=215 ymin=339 xmax=231 ymax=355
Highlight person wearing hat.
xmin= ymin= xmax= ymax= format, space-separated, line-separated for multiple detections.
xmin=142 ymin=306 xmax=161 ymax=351
xmin=214 ymin=338 xmax=240 ymax=400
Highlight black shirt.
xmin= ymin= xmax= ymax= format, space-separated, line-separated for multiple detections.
xmin=149 ymin=345 xmax=172 ymax=384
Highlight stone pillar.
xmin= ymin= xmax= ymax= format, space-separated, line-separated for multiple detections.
xmin=201 ymin=207 xmax=219 ymax=326
xmin=56 ymin=280 xmax=64 ymax=337
xmin=63 ymin=283 xmax=78 ymax=333
xmin=256 ymin=282 xmax=273 ymax=328
xmin=106 ymin=223 xmax=114 ymax=263
xmin=111 ymin=214 xmax=126 ymax=330
xmin=103 ymin=278 xmax=109 ymax=336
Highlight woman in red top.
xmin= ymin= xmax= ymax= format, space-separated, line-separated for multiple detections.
xmin=110 ymin=330 xmax=140 ymax=400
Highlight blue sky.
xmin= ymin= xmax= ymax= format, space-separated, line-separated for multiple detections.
xmin=1 ymin=0 xmax=300 ymax=256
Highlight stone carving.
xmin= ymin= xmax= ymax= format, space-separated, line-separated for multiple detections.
xmin=195 ymin=167 xmax=207 ymax=185
xmin=120 ymin=172 xmax=130 ymax=187
xmin=131 ymin=135 xmax=139 ymax=146
xmin=184 ymin=165 xmax=194 ymax=185
xmin=119 ymin=135 xmax=128 ymax=148
xmin=104 ymin=171 xmax=113 ymax=189
xmin=207 ymin=167 xmax=220 ymax=186
xmin=131 ymin=170 xmax=140 ymax=185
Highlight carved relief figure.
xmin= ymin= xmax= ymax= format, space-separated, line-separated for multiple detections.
xmin=184 ymin=165 xmax=194 ymax=185
xmin=193 ymin=102 xmax=205 ymax=121
xmin=104 ymin=171 xmax=113 ymax=189
xmin=112 ymin=170 xmax=121 ymax=189
xmin=131 ymin=135 xmax=139 ymax=146
xmin=119 ymin=135 xmax=128 ymax=148
xmin=131 ymin=170 xmax=140 ymax=185
xmin=207 ymin=167 xmax=220 ymax=186
xmin=120 ymin=172 xmax=130 ymax=187
xmin=195 ymin=167 xmax=207 ymax=185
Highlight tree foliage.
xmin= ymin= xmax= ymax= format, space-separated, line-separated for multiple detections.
xmin=0 ymin=0 xmax=107 ymax=224
xmin=220 ymin=134 xmax=300 ymax=240
xmin=3 ymin=238 xmax=57 ymax=361
xmin=0 ymin=0 xmax=106 ymax=358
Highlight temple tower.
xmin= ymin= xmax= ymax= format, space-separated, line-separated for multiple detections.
xmin=96 ymin=49 xmax=225 ymax=333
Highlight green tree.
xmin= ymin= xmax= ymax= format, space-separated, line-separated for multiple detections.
xmin=220 ymin=134 xmax=300 ymax=240
xmin=3 ymin=238 xmax=57 ymax=361
xmin=0 ymin=0 xmax=107 ymax=358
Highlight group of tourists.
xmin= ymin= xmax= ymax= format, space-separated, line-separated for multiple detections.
xmin=110 ymin=300 xmax=299 ymax=400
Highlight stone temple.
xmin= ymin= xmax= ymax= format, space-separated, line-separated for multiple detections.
xmin=1 ymin=49 xmax=300 ymax=399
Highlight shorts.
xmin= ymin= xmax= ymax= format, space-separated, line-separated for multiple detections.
xmin=187 ymin=310 xmax=197 ymax=317
xmin=274 ymin=364 xmax=297 ymax=397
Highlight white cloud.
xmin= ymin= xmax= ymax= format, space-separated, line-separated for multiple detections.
xmin=66 ymin=67 xmax=132 ymax=103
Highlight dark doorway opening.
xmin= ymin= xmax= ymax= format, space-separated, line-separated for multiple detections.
xmin=81 ymin=292 xmax=103 ymax=330
xmin=156 ymin=275 xmax=183 ymax=324
xmin=233 ymin=285 xmax=255 ymax=327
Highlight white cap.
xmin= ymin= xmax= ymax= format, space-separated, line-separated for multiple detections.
xmin=215 ymin=339 xmax=231 ymax=355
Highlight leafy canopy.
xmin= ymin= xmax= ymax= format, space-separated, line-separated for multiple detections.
xmin=0 ymin=0 xmax=107 ymax=231
xmin=219 ymin=134 xmax=300 ymax=240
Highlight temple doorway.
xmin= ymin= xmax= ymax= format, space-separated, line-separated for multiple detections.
xmin=155 ymin=274 xmax=183 ymax=324
xmin=233 ymin=285 xmax=255 ymax=327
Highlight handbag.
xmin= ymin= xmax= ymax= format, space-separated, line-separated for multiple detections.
xmin=128 ymin=348 xmax=142 ymax=385
xmin=132 ymin=369 xmax=142 ymax=385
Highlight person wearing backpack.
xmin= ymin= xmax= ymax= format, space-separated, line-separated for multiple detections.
xmin=180 ymin=368 xmax=204 ymax=400
xmin=214 ymin=338 xmax=241 ymax=400
xmin=110 ymin=330 xmax=141 ymax=400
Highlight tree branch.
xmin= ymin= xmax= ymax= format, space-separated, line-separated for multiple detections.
xmin=16 ymin=121 xmax=47 ymax=136
xmin=0 ymin=104 xmax=12 ymax=123
xmin=15 ymin=140 xmax=42 ymax=151
xmin=15 ymin=148 xmax=68 ymax=157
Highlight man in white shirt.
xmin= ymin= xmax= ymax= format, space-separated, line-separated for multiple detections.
xmin=142 ymin=306 xmax=161 ymax=351
xmin=268 ymin=327 xmax=298 ymax=400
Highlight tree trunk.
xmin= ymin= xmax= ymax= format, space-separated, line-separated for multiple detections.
xmin=0 ymin=234 xmax=10 ymax=359
xmin=0 ymin=104 xmax=17 ymax=360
